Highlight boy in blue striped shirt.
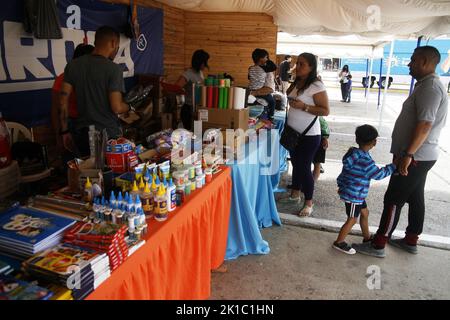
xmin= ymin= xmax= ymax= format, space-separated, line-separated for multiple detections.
xmin=333 ymin=125 xmax=396 ymax=254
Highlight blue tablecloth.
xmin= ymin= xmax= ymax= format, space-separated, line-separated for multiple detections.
xmin=249 ymin=106 xmax=288 ymax=192
xmin=224 ymin=110 xmax=286 ymax=260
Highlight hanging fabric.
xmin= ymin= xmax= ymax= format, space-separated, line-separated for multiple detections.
xmin=23 ymin=0 xmax=62 ymax=39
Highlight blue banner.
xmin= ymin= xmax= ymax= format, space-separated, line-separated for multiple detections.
xmin=0 ymin=0 xmax=163 ymax=127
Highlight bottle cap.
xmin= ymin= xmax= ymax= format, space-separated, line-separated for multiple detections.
xmin=157 ymin=185 xmax=165 ymax=196
xmin=144 ymin=182 xmax=151 ymax=193
xmin=139 ymin=177 xmax=145 ymax=190
xmin=132 ymin=181 xmax=139 ymax=192
xmin=85 ymin=177 xmax=92 ymax=188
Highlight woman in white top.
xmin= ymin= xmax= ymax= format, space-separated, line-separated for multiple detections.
xmin=176 ymin=49 xmax=210 ymax=130
xmin=338 ymin=65 xmax=350 ymax=102
xmin=285 ymin=53 xmax=330 ymax=217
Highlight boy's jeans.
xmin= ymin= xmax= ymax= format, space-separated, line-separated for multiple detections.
xmin=256 ymin=94 xmax=275 ymax=118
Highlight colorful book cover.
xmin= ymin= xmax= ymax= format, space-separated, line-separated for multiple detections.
xmin=23 ymin=243 xmax=105 ymax=277
xmin=0 ymin=275 xmax=53 ymax=300
xmin=64 ymin=222 xmax=127 ymax=241
xmin=0 ymin=207 xmax=76 ymax=245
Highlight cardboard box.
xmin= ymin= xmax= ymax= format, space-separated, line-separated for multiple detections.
xmin=198 ymin=108 xmax=249 ymax=132
xmin=67 ymin=158 xmax=112 ymax=196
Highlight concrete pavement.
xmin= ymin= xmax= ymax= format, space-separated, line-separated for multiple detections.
xmin=211 ymin=225 xmax=450 ymax=300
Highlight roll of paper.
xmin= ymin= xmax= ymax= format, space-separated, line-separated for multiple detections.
xmin=207 ymin=86 xmax=213 ymax=108
xmin=218 ymin=87 xmax=224 ymax=109
xmin=228 ymin=87 xmax=234 ymax=109
xmin=213 ymin=86 xmax=219 ymax=108
xmin=201 ymin=86 xmax=207 ymax=107
xmin=233 ymin=87 xmax=246 ymax=110
xmin=223 ymin=87 xmax=229 ymax=109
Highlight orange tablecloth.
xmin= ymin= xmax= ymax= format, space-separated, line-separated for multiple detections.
xmin=86 ymin=167 xmax=232 ymax=300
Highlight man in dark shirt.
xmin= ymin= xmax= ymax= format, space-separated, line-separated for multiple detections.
xmin=279 ymin=55 xmax=292 ymax=94
xmin=59 ymin=26 xmax=132 ymax=157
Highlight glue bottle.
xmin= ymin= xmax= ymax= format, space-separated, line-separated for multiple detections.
xmin=104 ymin=200 xmax=112 ymax=223
xmin=84 ymin=177 xmax=93 ymax=203
xmin=118 ymin=192 xmax=124 ymax=208
xmin=167 ymin=178 xmax=176 ymax=212
xmin=131 ymin=180 xmax=140 ymax=201
xmin=144 ymin=170 xmax=151 ymax=185
xmin=140 ymin=182 xmax=153 ymax=219
xmin=134 ymin=195 xmax=143 ymax=213
xmin=99 ymin=196 xmax=106 ymax=221
xmin=110 ymin=191 xmax=117 ymax=208
xmin=154 ymin=184 xmax=168 ymax=222
xmin=139 ymin=177 xmax=145 ymax=193
xmin=112 ymin=203 xmax=121 ymax=224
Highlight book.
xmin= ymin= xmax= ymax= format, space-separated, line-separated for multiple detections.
xmin=23 ymin=243 xmax=107 ymax=278
xmin=64 ymin=222 xmax=127 ymax=242
xmin=0 ymin=207 xmax=76 ymax=259
xmin=0 ymin=275 xmax=53 ymax=300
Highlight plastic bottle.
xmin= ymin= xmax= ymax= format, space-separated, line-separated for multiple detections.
xmin=117 ymin=192 xmax=124 ymax=208
xmin=92 ymin=198 xmax=100 ymax=221
xmin=176 ymin=184 xmax=185 ymax=206
xmin=118 ymin=203 xmax=126 ymax=222
xmin=140 ymin=182 xmax=154 ymax=219
xmin=0 ymin=112 xmax=12 ymax=169
xmin=132 ymin=208 xmax=140 ymax=229
xmin=139 ymin=177 xmax=145 ymax=193
xmin=99 ymin=196 xmax=106 ymax=221
xmin=151 ymin=176 xmax=159 ymax=195
xmin=128 ymin=211 xmax=136 ymax=237
xmin=134 ymin=195 xmax=142 ymax=213
xmin=112 ymin=203 xmax=121 ymax=224
xmin=104 ymin=201 xmax=112 ymax=223
xmin=110 ymin=191 xmax=117 ymax=208
xmin=130 ymin=180 xmax=140 ymax=201
xmin=84 ymin=177 xmax=93 ymax=203
xmin=144 ymin=171 xmax=151 ymax=185
xmin=154 ymin=184 xmax=168 ymax=222
xmin=167 ymin=178 xmax=176 ymax=212
xmin=88 ymin=125 xmax=96 ymax=159
xmin=138 ymin=208 xmax=146 ymax=227
xmin=126 ymin=196 xmax=134 ymax=215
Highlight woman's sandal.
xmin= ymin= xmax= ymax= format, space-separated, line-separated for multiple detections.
xmin=299 ymin=205 xmax=313 ymax=217
xmin=278 ymin=196 xmax=301 ymax=204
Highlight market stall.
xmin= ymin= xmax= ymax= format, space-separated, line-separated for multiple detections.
xmin=86 ymin=167 xmax=231 ymax=300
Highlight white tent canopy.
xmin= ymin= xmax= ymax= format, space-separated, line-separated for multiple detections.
xmin=277 ymin=33 xmax=386 ymax=58
xmin=159 ymin=0 xmax=450 ymax=39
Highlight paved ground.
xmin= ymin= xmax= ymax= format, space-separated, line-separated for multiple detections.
xmin=276 ymin=86 xmax=450 ymax=238
xmin=211 ymin=225 xmax=450 ymax=300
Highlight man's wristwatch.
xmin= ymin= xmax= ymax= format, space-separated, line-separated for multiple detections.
xmin=304 ymin=103 xmax=310 ymax=113
xmin=128 ymin=104 xmax=136 ymax=113
xmin=401 ymin=151 xmax=414 ymax=158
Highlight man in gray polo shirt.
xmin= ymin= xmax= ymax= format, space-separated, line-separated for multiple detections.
xmin=354 ymin=46 xmax=448 ymax=258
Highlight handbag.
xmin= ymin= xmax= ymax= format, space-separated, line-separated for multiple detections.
xmin=280 ymin=108 xmax=318 ymax=152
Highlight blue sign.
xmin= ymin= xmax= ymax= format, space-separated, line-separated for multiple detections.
xmin=0 ymin=0 xmax=163 ymax=127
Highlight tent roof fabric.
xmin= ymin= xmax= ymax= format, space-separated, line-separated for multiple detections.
xmin=159 ymin=0 xmax=450 ymax=39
